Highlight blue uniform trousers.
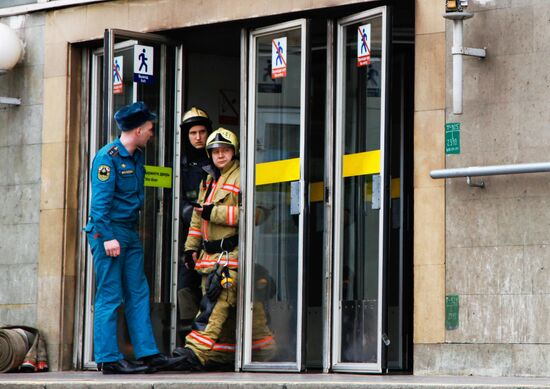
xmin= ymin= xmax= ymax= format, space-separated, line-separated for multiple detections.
xmin=88 ymin=224 xmax=159 ymax=363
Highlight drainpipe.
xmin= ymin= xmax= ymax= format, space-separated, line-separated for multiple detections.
xmin=443 ymin=11 xmax=486 ymax=114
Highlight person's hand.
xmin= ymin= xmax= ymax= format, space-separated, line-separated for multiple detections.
xmin=104 ymin=239 xmax=121 ymax=257
xmin=183 ymin=250 xmax=198 ymax=270
xmin=200 ymin=204 xmax=214 ymax=221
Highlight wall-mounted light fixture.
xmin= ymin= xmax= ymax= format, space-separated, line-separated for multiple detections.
xmin=446 ymin=0 xmax=468 ymax=12
xmin=0 ymin=22 xmax=24 ymax=106
xmin=444 ymin=0 xmax=486 ymax=115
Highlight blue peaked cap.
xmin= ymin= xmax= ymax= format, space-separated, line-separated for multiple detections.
xmin=114 ymin=101 xmax=157 ymax=131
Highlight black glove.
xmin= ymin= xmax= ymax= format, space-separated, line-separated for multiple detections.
xmin=205 ymin=265 xmax=223 ymax=301
xmin=183 ymin=250 xmax=197 ymax=270
xmin=201 ymin=204 xmax=214 ymax=221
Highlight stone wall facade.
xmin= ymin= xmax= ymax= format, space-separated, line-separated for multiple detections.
xmin=416 ymin=0 xmax=550 ymax=377
xmin=0 ymin=14 xmax=44 ymax=332
xmin=7 ymin=0 xmax=545 ymax=377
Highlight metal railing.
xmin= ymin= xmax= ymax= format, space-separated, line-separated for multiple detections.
xmin=430 ymin=162 xmax=550 ymax=188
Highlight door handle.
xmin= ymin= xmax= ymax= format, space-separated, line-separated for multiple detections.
xmin=372 ymin=174 xmax=381 ymax=210
xmin=290 ymin=180 xmax=300 ymax=215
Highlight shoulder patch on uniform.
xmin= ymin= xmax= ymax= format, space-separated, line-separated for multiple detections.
xmin=97 ymin=165 xmax=111 ymax=181
xmin=108 ymin=146 xmax=119 ymax=157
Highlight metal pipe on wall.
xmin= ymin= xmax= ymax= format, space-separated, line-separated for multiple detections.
xmin=443 ymin=11 xmax=486 ymax=115
xmin=452 ymin=18 xmax=463 ymax=114
xmin=431 ymin=162 xmax=550 ymax=179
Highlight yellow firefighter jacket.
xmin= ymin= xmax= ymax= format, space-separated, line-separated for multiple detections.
xmin=185 ymin=160 xmax=240 ymax=274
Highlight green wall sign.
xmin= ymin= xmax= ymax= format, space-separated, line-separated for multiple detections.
xmin=445 ymin=294 xmax=459 ymax=330
xmin=445 ymin=122 xmax=461 ymax=154
xmin=144 ymin=165 xmax=172 ymax=188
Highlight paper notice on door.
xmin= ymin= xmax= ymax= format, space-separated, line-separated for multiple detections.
xmin=144 ymin=165 xmax=172 ymax=188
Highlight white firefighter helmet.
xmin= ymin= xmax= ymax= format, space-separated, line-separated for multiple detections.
xmin=180 ymin=107 xmax=212 ymax=132
xmin=205 ymin=128 xmax=239 ymax=157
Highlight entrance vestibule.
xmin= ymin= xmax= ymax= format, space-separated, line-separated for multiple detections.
xmin=79 ymin=1 xmax=414 ymax=374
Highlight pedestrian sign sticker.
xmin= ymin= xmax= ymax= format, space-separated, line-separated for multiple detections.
xmin=134 ymin=44 xmax=154 ymax=84
xmin=271 ymin=37 xmax=287 ymax=79
xmin=445 ymin=122 xmax=461 ymax=154
xmin=357 ymin=24 xmax=371 ymax=67
xmin=113 ymin=56 xmax=123 ymax=94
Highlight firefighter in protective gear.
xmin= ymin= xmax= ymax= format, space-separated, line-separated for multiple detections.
xmin=177 ymin=107 xmax=213 ymax=340
xmin=173 ymin=128 xmax=275 ymax=371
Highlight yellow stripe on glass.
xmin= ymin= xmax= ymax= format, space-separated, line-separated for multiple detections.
xmin=308 ymin=178 xmax=401 ymax=203
xmin=391 ymin=178 xmax=400 ymax=199
xmin=310 ymin=181 xmax=324 ymax=202
xmin=256 ymin=158 xmax=300 ymax=186
xmin=364 ymin=178 xmax=401 ymax=202
xmin=342 ymin=150 xmax=380 ymax=177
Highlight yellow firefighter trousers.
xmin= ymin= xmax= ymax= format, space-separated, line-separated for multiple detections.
xmin=185 ymin=269 xmax=277 ymax=366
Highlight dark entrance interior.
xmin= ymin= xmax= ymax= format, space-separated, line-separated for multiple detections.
xmin=164 ymin=0 xmax=414 ymax=372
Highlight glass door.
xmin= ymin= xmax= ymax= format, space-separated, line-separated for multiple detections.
xmin=332 ymin=6 xmax=388 ymax=373
xmin=82 ymin=29 xmax=176 ymax=368
xmin=242 ymin=19 xmax=308 ymax=372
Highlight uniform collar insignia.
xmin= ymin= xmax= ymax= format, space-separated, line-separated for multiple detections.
xmin=114 ymin=138 xmax=131 ymax=157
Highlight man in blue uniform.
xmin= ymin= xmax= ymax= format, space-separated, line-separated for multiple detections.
xmin=85 ymin=101 xmax=182 ymax=374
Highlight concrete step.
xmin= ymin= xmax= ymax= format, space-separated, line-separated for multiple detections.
xmin=2 ymin=372 xmax=550 ymax=388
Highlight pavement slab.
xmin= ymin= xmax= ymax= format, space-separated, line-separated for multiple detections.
xmin=1 ymin=372 xmax=550 ymax=389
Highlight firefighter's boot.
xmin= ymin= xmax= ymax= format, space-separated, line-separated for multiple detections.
xmin=172 ymin=347 xmax=203 ymax=371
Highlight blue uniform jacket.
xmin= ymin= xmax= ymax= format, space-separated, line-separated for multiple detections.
xmin=85 ymin=138 xmax=145 ymax=241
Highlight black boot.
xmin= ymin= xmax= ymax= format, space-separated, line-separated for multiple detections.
xmin=139 ymin=353 xmax=185 ymax=372
xmin=99 ymin=359 xmax=149 ymax=375
xmin=172 ymin=347 xmax=203 ymax=371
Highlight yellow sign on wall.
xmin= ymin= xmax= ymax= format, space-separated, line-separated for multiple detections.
xmin=144 ymin=165 xmax=172 ymax=188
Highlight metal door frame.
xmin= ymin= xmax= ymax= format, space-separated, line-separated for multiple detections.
xmin=242 ymin=18 xmax=308 ymax=372
xmin=81 ymin=39 xmax=136 ymax=369
xmin=80 ymin=29 xmax=176 ymax=369
xmin=102 ymin=30 xmax=173 ymax=308
xmin=170 ymin=43 xmax=184 ymax=353
xmin=331 ymin=6 xmax=388 ymax=373
xmin=322 ymin=18 xmax=335 ymax=374
xmin=235 ymin=27 xmax=249 ymax=372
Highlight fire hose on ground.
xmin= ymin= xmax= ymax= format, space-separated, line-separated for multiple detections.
xmin=0 ymin=326 xmax=48 ymax=373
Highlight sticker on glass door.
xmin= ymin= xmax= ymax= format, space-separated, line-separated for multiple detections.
xmin=271 ymin=37 xmax=287 ymax=79
xmin=134 ymin=44 xmax=155 ymax=84
xmin=357 ymin=24 xmax=371 ymax=67
xmin=113 ymin=56 xmax=123 ymax=94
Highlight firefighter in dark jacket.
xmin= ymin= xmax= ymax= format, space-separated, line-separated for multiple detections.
xmin=177 ymin=107 xmax=213 ymax=338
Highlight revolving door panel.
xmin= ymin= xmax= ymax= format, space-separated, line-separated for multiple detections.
xmin=242 ymin=19 xmax=308 ymax=372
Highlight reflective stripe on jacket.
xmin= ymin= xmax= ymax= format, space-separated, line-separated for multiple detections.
xmin=185 ymin=160 xmax=240 ymax=273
